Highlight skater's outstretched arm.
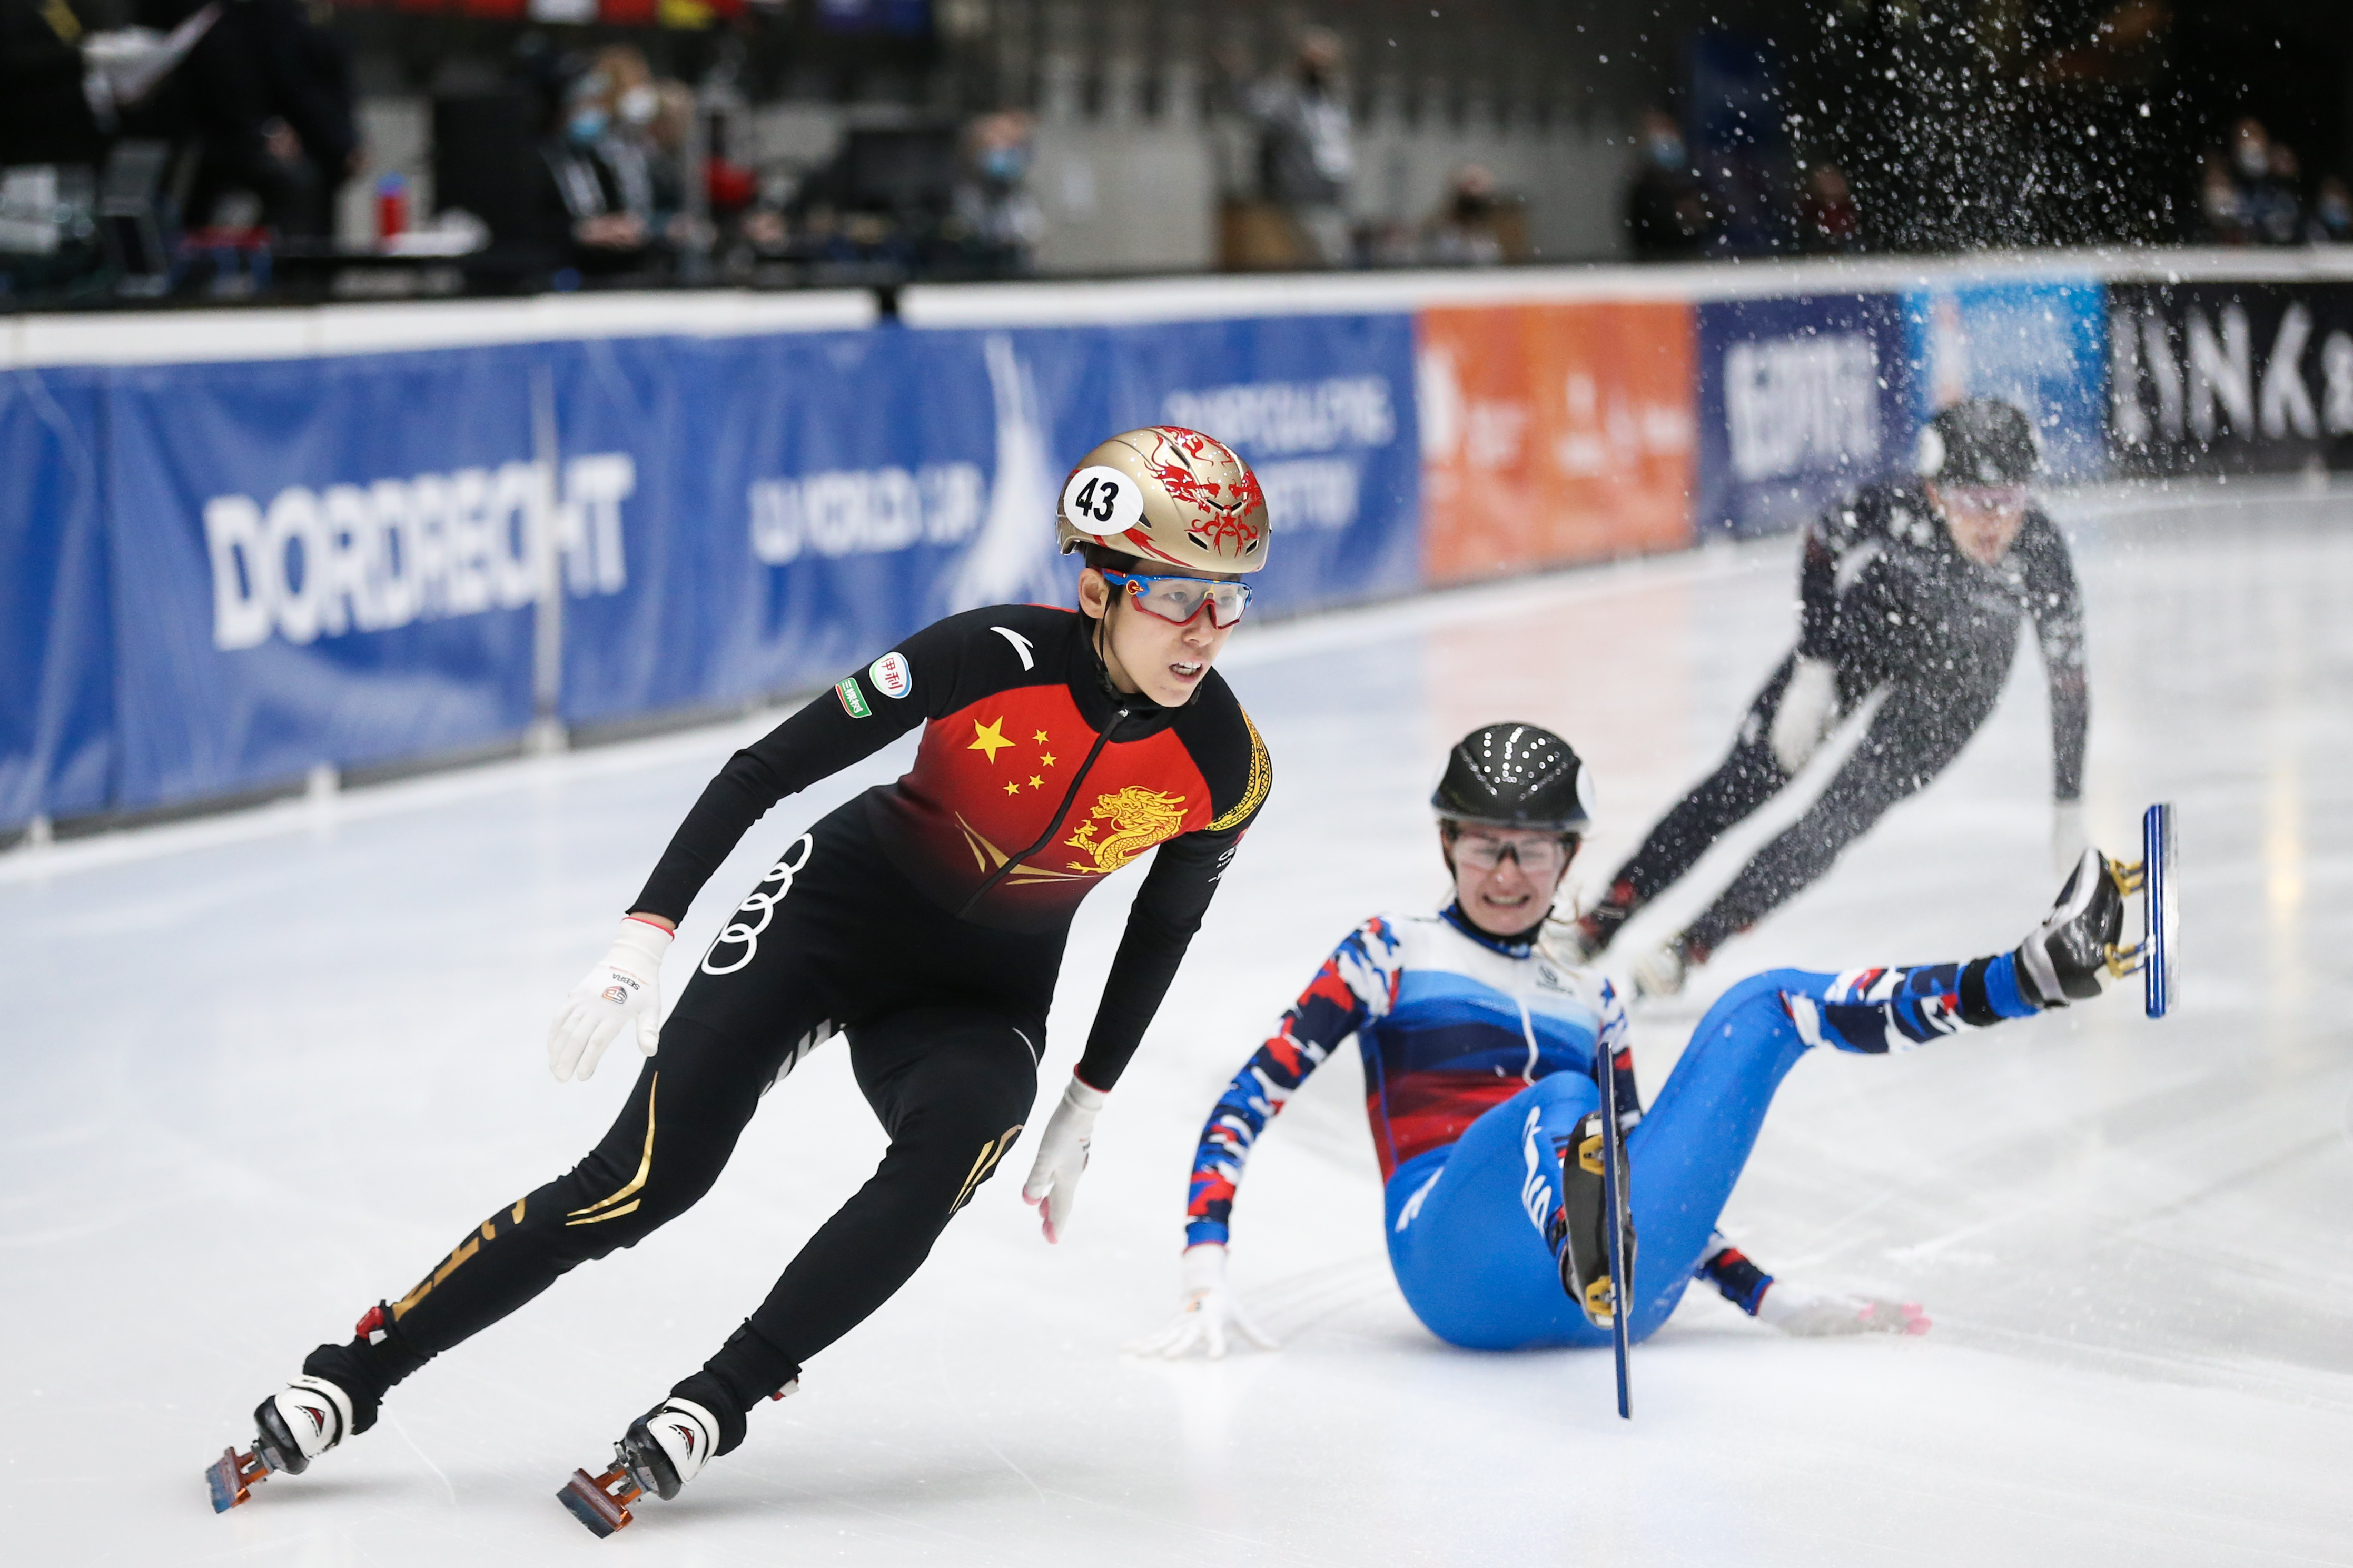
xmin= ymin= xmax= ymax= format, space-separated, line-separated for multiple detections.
xmin=1021 ymin=691 xmax=1271 ymax=1240
xmin=1133 ymin=920 xmax=1394 ymax=1358
xmin=2019 ymin=512 xmax=2090 ymax=861
xmin=1182 ymin=918 xmax=1395 ymax=1248
xmin=1695 ymin=1234 xmax=1927 ymax=1336
xmin=1795 ymin=502 xmax=1854 ymax=664
xmin=630 ymin=612 xmax=993 ymax=922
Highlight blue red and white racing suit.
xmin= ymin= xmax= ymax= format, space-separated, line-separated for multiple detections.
xmin=1184 ymin=904 xmax=2041 ymax=1349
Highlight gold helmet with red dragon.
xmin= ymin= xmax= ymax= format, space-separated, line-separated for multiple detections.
xmin=1055 ymin=426 xmax=1271 ymax=574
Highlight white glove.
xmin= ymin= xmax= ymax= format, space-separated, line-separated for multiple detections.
xmin=1127 ymin=1243 xmax=1279 ymax=1360
xmin=1767 ymin=655 xmax=1841 ymax=775
xmin=547 ymin=917 xmax=672 ymax=1083
xmin=1757 ymin=1281 xmax=1930 ymax=1337
xmin=2051 ymin=800 xmax=2088 ymax=876
xmin=1020 ymin=1074 xmax=1106 ymax=1244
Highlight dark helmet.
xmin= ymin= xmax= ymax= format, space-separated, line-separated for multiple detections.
xmin=1431 ymin=723 xmax=1595 ymax=834
xmin=1915 ymin=396 xmax=2038 ymax=485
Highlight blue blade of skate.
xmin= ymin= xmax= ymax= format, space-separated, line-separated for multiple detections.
xmin=2144 ymin=803 xmax=2177 ymax=1020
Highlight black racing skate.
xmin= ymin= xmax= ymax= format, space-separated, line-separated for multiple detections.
xmin=1552 ymin=1110 xmax=1636 ymax=1330
xmin=559 ymin=1397 xmax=723 ymax=1537
xmin=206 ymin=1374 xmax=357 ymax=1512
xmin=2014 ymin=847 xmax=2132 ymax=1008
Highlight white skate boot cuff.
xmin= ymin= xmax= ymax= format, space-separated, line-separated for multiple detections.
xmin=278 ymin=1376 xmax=355 ymax=1455
xmin=652 ymin=1397 xmax=721 ymax=1483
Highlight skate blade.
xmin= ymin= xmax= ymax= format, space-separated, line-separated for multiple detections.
xmin=207 ymin=1446 xmax=268 ymax=1513
xmin=559 ymin=1466 xmax=641 ymax=1537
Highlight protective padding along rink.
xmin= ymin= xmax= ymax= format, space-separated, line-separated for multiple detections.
xmin=5 ymin=483 xmax=2350 ymax=1567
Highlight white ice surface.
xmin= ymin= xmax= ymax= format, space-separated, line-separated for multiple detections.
xmin=5 ymin=483 xmax=2351 ymax=1566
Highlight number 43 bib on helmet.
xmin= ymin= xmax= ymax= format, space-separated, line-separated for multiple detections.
xmin=1056 ymin=427 xmax=1271 ymax=574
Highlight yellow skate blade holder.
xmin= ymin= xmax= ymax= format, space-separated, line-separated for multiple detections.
xmin=2104 ymin=939 xmax=2150 ymax=980
xmin=2107 ymin=856 xmax=2146 ymax=897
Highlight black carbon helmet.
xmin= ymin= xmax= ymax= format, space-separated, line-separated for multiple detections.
xmin=1431 ymin=723 xmax=1595 ymax=833
xmin=1915 ymin=396 xmax=2038 ymax=484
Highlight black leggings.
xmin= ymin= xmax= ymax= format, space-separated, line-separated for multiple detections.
xmin=1599 ymin=650 xmax=2004 ymax=957
xmin=312 ymin=805 xmax=1049 ymax=1438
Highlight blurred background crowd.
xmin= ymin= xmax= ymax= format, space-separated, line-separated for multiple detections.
xmin=1 ymin=0 xmax=2349 ymax=304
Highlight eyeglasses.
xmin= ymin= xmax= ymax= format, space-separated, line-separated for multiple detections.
xmin=1449 ymin=830 xmax=1570 ymax=876
xmin=1098 ymin=569 xmax=1253 ymax=630
xmin=1935 ymin=483 xmax=2027 ymax=511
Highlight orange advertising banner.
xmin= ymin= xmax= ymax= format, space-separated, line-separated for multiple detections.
xmin=1418 ymin=300 xmax=1697 ymax=582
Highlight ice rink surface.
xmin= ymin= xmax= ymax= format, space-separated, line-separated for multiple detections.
xmin=5 ymin=482 xmax=2351 ymax=1566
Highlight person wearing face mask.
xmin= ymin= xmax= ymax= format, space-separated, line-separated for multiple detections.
xmin=1138 ymin=723 xmax=2137 ymax=1361
xmin=206 ymin=429 xmax=1277 ymax=1534
xmin=1560 ymin=398 xmax=2088 ymax=998
xmin=540 ymin=49 xmax=664 ymax=273
xmin=1244 ymin=26 xmax=1355 ymax=266
xmin=950 ymin=110 xmax=1043 ymax=275
xmin=1624 ymin=107 xmax=1711 ymax=260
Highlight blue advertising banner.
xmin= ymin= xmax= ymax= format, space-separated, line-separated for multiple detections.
xmin=0 ymin=369 xmax=112 ymax=829
xmin=101 ymin=347 xmax=552 ymax=809
xmin=1099 ymin=311 xmax=1422 ymax=619
xmin=13 ymin=309 xmax=1419 ymax=821
xmin=555 ymin=324 xmax=1025 ymax=726
xmin=1900 ymin=277 xmax=2108 ymax=481
xmin=1695 ymin=292 xmax=1906 ymax=539
xmin=562 ymin=312 xmax=1423 ymax=725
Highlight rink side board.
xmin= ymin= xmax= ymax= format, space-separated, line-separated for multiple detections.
xmin=1416 ymin=299 xmax=1696 ymax=584
xmin=0 ymin=368 xmax=113 ymax=831
xmin=1693 ymin=292 xmax=1907 ymax=541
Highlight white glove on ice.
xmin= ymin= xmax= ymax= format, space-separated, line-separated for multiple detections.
xmin=1767 ymin=655 xmax=1842 ymax=775
xmin=1127 ymin=1243 xmax=1279 ymax=1360
xmin=547 ymin=917 xmax=672 ymax=1083
xmin=2051 ymin=800 xmax=2088 ymax=877
xmin=1757 ymin=1281 xmax=1929 ymax=1337
xmin=1020 ymin=1074 xmax=1106 ymax=1244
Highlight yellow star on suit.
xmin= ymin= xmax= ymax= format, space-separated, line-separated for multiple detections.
xmin=968 ymin=717 xmax=1013 ymax=762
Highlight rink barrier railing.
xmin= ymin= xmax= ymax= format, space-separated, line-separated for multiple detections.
xmin=8 ymin=247 xmax=2353 ymax=837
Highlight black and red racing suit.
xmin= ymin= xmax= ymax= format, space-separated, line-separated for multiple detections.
xmin=306 ymin=603 xmax=1272 ymax=1446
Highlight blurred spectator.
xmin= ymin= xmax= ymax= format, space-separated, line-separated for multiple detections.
xmin=647 ymin=77 xmax=718 ymax=259
xmin=1624 ymin=109 xmax=1710 ymax=260
xmin=2256 ymin=140 xmax=2305 ymax=246
xmin=2223 ymin=117 xmax=2301 ymax=249
xmin=141 ymin=0 xmax=359 ymax=238
xmin=2309 ymin=175 xmax=2352 ymax=245
xmin=1421 ymin=164 xmax=1519 ymax=266
xmin=1243 ymin=26 xmax=1353 ymax=267
xmin=2199 ymin=153 xmax=2249 ymax=245
xmin=948 ymin=109 xmax=1041 ymax=275
xmin=1796 ymin=162 xmax=1861 ymax=253
xmin=540 ymin=47 xmax=671 ymax=275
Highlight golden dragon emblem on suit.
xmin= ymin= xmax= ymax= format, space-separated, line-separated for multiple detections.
xmin=1065 ymin=787 xmax=1189 ymax=873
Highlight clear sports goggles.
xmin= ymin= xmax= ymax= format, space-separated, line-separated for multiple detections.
xmin=1098 ymin=569 xmax=1254 ymax=629
xmin=1447 ymin=827 xmax=1572 ymax=876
